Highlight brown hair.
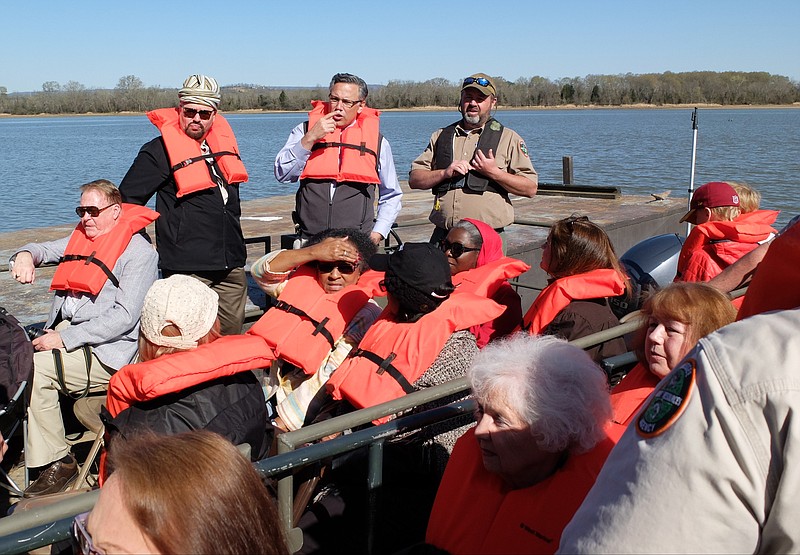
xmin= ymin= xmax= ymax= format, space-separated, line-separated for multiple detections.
xmin=106 ymin=430 xmax=288 ymax=555
xmin=137 ymin=319 xmax=222 ymax=362
xmin=635 ymin=282 xmax=736 ymax=366
xmin=729 ymin=181 xmax=761 ymax=214
xmin=545 ymin=216 xmax=628 ymax=285
xmin=79 ymin=179 xmax=123 ymax=206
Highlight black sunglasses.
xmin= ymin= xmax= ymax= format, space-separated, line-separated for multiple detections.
xmin=182 ymin=106 xmax=216 ymax=120
xmin=316 ymin=260 xmax=358 ymax=275
xmin=75 ymin=204 xmax=115 ymax=218
xmin=439 ymin=240 xmax=480 ymax=259
xmin=463 ymin=77 xmax=492 ymax=88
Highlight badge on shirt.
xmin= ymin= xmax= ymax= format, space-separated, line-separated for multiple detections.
xmin=519 ymin=140 xmax=529 ymax=158
xmin=490 ymin=120 xmax=502 ymax=132
xmin=636 ymin=359 xmax=696 ymax=438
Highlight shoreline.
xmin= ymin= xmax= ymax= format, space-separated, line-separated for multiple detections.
xmin=2 ymin=103 xmax=799 ymax=118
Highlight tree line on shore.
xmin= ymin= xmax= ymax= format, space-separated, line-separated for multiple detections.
xmin=1 ymin=71 xmax=798 ymax=115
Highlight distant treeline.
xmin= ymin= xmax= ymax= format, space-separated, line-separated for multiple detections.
xmin=1 ymin=71 xmax=798 ymax=115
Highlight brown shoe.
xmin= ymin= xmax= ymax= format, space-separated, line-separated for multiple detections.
xmin=23 ymin=455 xmax=78 ymax=498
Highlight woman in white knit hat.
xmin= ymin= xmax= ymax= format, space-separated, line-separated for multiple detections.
xmin=103 ymin=274 xmax=270 ymax=460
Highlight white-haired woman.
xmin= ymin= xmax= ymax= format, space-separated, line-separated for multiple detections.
xmin=425 ymin=334 xmax=614 ymax=555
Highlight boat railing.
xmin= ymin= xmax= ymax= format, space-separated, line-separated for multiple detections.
xmin=0 ymin=276 xmax=750 ymax=553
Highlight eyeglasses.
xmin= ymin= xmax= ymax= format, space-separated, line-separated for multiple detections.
xmin=316 ymin=260 xmax=358 ymax=275
xmin=439 ymin=240 xmax=480 ymax=259
xmin=463 ymin=77 xmax=492 ymax=88
xmin=181 ymin=106 xmax=216 ymax=120
xmin=75 ymin=204 xmax=115 ymax=218
xmin=72 ymin=512 xmax=103 ymax=555
xmin=328 ymin=95 xmax=362 ymax=109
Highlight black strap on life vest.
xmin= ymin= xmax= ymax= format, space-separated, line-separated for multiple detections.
xmin=349 ymin=348 xmax=415 ymax=394
xmin=310 ymin=141 xmax=379 ymax=160
xmin=170 ymin=150 xmax=241 ymax=173
xmin=60 ymin=252 xmax=120 ymax=288
xmin=272 ymin=300 xmax=336 ymax=350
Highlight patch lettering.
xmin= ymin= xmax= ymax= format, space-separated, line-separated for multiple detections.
xmin=636 ymin=359 xmax=695 ymax=438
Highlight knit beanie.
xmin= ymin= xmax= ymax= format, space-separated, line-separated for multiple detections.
xmin=178 ymin=74 xmax=221 ymax=109
xmin=139 ymin=275 xmax=219 ymax=349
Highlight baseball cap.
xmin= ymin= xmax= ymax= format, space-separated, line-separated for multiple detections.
xmin=679 ymin=181 xmax=740 ymax=223
xmin=461 ymin=73 xmax=496 ymax=96
xmin=369 ymin=243 xmax=453 ymax=300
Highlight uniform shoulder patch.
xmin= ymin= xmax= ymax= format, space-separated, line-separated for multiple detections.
xmin=636 ymin=359 xmax=696 ymax=438
xmin=489 ymin=120 xmax=502 ymax=132
xmin=519 ymin=140 xmax=529 ymax=157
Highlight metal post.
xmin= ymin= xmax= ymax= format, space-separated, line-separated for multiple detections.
xmin=366 ymin=440 xmax=385 ymax=554
xmin=562 ymin=156 xmax=574 ymax=185
xmin=687 ymin=108 xmax=699 ymax=236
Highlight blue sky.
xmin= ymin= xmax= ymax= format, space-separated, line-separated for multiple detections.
xmin=3 ymin=0 xmax=798 ymax=93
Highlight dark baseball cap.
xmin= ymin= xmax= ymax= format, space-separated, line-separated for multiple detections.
xmin=369 ymin=243 xmax=453 ymax=300
xmin=680 ymin=181 xmax=740 ymax=223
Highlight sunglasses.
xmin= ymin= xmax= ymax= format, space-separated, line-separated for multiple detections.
xmin=72 ymin=512 xmax=101 ymax=555
xmin=316 ymin=260 xmax=358 ymax=275
xmin=439 ymin=240 xmax=480 ymax=259
xmin=181 ymin=106 xmax=216 ymax=120
xmin=75 ymin=204 xmax=115 ymax=218
xmin=463 ymin=77 xmax=492 ymax=88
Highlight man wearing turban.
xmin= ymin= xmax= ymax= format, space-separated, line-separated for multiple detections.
xmin=119 ymin=74 xmax=249 ymax=335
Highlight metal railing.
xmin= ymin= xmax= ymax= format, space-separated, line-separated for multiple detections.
xmin=0 ymin=285 xmax=750 ymax=553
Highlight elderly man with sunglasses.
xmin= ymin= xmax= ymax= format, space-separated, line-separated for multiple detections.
xmin=409 ymin=73 xmax=538 ymax=245
xmin=9 ymin=179 xmax=158 ymax=497
xmin=274 ymin=73 xmax=403 ymax=246
xmin=119 ymin=74 xmax=249 ymax=336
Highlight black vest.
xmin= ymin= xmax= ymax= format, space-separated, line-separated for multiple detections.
xmin=432 ymin=119 xmax=506 ymax=196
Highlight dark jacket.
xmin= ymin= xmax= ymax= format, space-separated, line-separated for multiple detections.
xmin=543 ymin=298 xmax=627 ymax=364
xmin=119 ymin=137 xmax=247 ymax=272
xmin=106 ymin=371 xmax=269 ymax=461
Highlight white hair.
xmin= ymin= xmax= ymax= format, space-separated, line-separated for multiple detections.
xmin=468 ymin=333 xmax=611 ymax=454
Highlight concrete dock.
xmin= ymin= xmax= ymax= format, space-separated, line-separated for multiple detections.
xmin=0 ymin=183 xmax=686 ymax=325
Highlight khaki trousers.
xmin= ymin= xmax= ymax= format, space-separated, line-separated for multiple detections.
xmin=26 ymin=333 xmax=114 ymax=468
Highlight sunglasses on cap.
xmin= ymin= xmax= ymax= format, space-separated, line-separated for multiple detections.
xmin=439 ymin=240 xmax=480 ymax=259
xmin=463 ymin=77 xmax=492 ymax=88
xmin=75 ymin=204 xmax=115 ymax=218
xmin=182 ymin=106 xmax=216 ymax=120
xmin=316 ymin=260 xmax=359 ymax=275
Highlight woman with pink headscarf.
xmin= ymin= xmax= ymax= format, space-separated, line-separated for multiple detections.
xmin=438 ymin=219 xmax=527 ymax=348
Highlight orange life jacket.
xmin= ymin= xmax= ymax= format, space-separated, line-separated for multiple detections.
xmin=452 ymin=256 xmax=530 ymax=296
xmin=106 ymin=334 xmax=274 ymax=418
xmin=326 ymin=292 xmax=503 ymax=420
xmin=737 ymin=217 xmax=800 ymax=320
xmin=426 ymin=428 xmax=615 ymax=555
xmin=675 ymin=210 xmax=778 ymax=280
xmin=609 ymin=363 xmax=660 ymax=441
xmin=521 ymin=269 xmax=627 ymax=334
xmin=299 ymin=101 xmax=381 ymax=184
xmin=50 ymin=204 xmax=158 ymax=295
xmin=247 ymin=268 xmax=385 ymax=374
xmin=147 ymin=107 xmax=249 ymax=197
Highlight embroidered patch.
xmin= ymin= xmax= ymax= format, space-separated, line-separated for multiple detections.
xmin=490 ymin=120 xmax=502 ymax=132
xmin=519 ymin=140 xmax=529 ymax=157
xmin=636 ymin=359 xmax=695 ymax=438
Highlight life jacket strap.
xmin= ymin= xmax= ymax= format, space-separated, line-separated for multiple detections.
xmin=350 ymin=349 xmax=415 ymax=394
xmin=170 ymin=150 xmax=241 ymax=173
xmin=272 ymin=300 xmax=336 ymax=350
xmin=310 ymin=141 xmax=378 ymax=159
xmin=61 ymin=252 xmax=120 ymax=288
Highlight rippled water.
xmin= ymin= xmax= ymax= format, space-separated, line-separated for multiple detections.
xmin=1 ymin=108 xmax=798 ymax=233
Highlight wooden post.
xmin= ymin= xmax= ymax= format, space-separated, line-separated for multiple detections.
xmin=562 ymin=156 xmax=574 ymax=185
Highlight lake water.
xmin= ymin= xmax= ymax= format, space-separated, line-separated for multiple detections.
xmin=1 ymin=108 xmax=798 ymax=233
